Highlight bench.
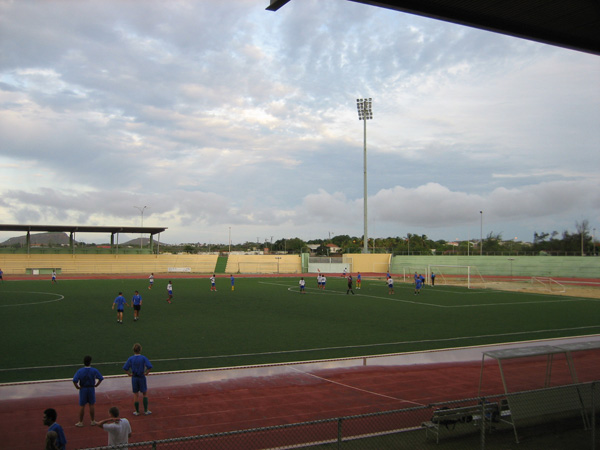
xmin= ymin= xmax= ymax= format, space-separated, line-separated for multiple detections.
xmin=422 ymin=403 xmax=500 ymax=443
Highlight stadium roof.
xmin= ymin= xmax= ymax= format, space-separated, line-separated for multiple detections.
xmin=266 ymin=0 xmax=600 ymax=56
xmin=0 ymin=224 xmax=167 ymax=236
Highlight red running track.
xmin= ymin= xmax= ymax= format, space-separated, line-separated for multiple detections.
xmin=2 ymin=335 xmax=600 ymax=450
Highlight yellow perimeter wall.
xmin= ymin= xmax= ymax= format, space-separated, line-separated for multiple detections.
xmin=0 ymin=254 xmax=218 ymax=275
xmin=344 ymin=254 xmax=392 ymax=274
xmin=0 ymin=253 xmax=387 ymax=276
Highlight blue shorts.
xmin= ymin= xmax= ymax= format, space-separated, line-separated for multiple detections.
xmin=79 ymin=387 xmax=96 ymax=406
xmin=132 ymin=376 xmax=148 ymax=393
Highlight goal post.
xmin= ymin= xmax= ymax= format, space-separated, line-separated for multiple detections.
xmin=531 ymin=277 xmax=566 ymax=293
xmin=237 ymin=261 xmax=278 ymax=274
xmin=428 ymin=265 xmax=486 ymax=289
xmin=402 ymin=266 xmax=429 ymax=283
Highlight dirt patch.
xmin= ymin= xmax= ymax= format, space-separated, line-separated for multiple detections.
xmin=485 ymin=281 xmax=600 ymax=299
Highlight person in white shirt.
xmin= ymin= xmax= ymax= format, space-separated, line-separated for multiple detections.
xmin=97 ymin=406 xmax=131 ymax=447
xmin=299 ymin=277 xmax=306 ymax=293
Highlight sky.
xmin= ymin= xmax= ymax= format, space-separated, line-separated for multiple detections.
xmin=1 ymin=0 xmax=599 ymax=246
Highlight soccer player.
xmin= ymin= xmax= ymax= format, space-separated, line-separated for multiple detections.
xmin=148 ymin=273 xmax=154 ymax=290
xmin=342 ymin=268 xmax=347 ymax=278
xmin=387 ymin=276 xmax=394 ymax=294
xmin=73 ymin=355 xmax=104 ymax=427
xmin=346 ymin=274 xmax=354 ymax=295
xmin=112 ymin=292 xmax=128 ymax=324
xmin=0 ymin=268 xmax=4 ymax=282
xmin=357 ymin=272 xmax=362 ymax=289
xmin=96 ymin=406 xmax=132 ymax=447
xmin=51 ymin=270 xmax=57 ymax=284
xmin=230 ymin=274 xmax=235 ymax=291
xmin=415 ymin=276 xmax=423 ymax=295
xmin=431 ymin=272 xmax=436 ymax=286
xmin=43 ymin=408 xmax=66 ymax=450
xmin=132 ymin=290 xmax=142 ymax=321
xmin=317 ymin=274 xmax=322 ymax=289
xmin=166 ymin=281 xmax=173 ymax=303
xmin=210 ymin=275 xmax=217 ymax=291
xmin=123 ymin=343 xmax=153 ymax=416
xmin=299 ymin=277 xmax=306 ymax=294
xmin=321 ymin=275 xmax=326 ymax=290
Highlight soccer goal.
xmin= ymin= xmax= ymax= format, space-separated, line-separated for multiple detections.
xmin=531 ymin=277 xmax=566 ymax=293
xmin=401 ymin=266 xmax=429 ymax=283
xmin=428 ymin=265 xmax=486 ymax=289
xmin=238 ymin=261 xmax=278 ymax=274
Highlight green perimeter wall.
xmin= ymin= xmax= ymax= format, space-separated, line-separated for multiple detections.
xmin=389 ymin=255 xmax=600 ymax=279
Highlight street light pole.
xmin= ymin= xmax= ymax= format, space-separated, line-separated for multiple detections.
xmin=133 ymin=205 xmax=148 ymax=249
xmin=479 ymin=211 xmax=483 ymax=256
xmin=357 ymin=98 xmax=373 ymax=254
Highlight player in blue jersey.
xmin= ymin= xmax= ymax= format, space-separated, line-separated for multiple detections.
xmin=132 ymin=290 xmax=142 ymax=321
xmin=230 ymin=274 xmax=235 ymax=291
xmin=73 ymin=355 xmax=104 ymax=426
xmin=43 ymin=408 xmax=66 ymax=450
xmin=123 ymin=343 xmax=153 ymax=416
xmin=415 ymin=277 xmax=423 ymax=295
xmin=112 ymin=292 xmax=129 ymax=324
xmin=431 ymin=272 xmax=436 ymax=286
xmin=356 ymin=272 xmax=362 ymax=289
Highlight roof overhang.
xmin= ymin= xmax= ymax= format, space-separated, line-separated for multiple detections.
xmin=0 ymin=224 xmax=167 ymax=236
xmin=267 ymin=0 xmax=600 ymax=56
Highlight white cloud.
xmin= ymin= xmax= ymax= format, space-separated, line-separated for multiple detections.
xmin=0 ymin=0 xmax=598 ymax=244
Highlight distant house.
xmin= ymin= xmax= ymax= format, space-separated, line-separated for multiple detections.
xmin=326 ymin=243 xmax=342 ymax=254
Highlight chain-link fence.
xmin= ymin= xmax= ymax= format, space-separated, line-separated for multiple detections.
xmin=81 ymin=381 xmax=600 ymax=450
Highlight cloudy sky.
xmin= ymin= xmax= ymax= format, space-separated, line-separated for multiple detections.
xmin=1 ymin=0 xmax=599 ymax=246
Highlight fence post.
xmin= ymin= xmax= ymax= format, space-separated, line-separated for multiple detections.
xmin=480 ymin=399 xmax=486 ymax=450
xmin=593 ymin=382 xmax=596 ymax=450
xmin=337 ymin=417 xmax=343 ymax=449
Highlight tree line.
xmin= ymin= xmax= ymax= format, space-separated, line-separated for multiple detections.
xmin=175 ymin=220 xmax=596 ymax=256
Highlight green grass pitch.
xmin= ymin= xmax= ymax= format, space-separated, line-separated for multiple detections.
xmin=1 ymin=276 xmax=599 ymax=383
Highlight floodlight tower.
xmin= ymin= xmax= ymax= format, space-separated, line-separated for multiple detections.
xmin=133 ymin=205 xmax=148 ymax=249
xmin=357 ymin=98 xmax=373 ymax=254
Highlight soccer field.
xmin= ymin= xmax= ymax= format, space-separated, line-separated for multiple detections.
xmin=1 ymin=276 xmax=599 ymax=383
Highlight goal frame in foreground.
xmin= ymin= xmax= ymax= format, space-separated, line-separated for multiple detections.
xmin=428 ymin=264 xmax=486 ymax=289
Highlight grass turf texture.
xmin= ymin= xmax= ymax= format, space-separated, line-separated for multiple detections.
xmin=1 ymin=276 xmax=599 ymax=383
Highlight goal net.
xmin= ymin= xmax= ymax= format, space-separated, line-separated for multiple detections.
xmin=401 ymin=266 xmax=429 ymax=283
xmin=428 ymin=265 xmax=486 ymax=289
xmin=531 ymin=277 xmax=566 ymax=293
xmin=237 ymin=261 xmax=278 ymax=274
